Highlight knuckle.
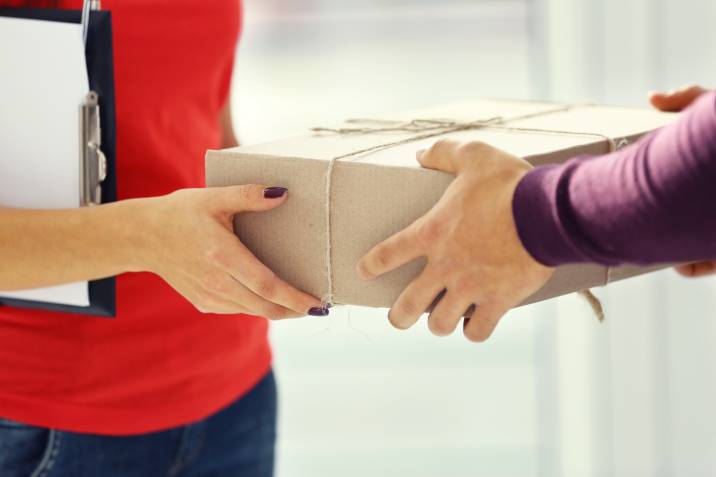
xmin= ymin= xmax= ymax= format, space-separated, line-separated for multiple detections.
xmin=237 ymin=184 xmax=262 ymax=204
xmin=199 ymin=272 xmax=224 ymax=293
xmin=237 ymin=185 xmax=253 ymax=204
xmin=371 ymin=246 xmax=391 ymax=270
xmin=452 ymin=278 xmax=479 ymax=298
xmin=394 ymin=299 xmax=421 ymax=319
xmin=429 ymin=259 xmax=452 ymax=279
xmin=212 ymin=279 xmax=232 ymax=295
xmin=429 ymin=138 xmax=455 ymax=155
xmin=416 ymin=217 xmax=445 ymax=248
xmin=357 ymin=259 xmax=373 ymax=279
xmin=259 ymin=304 xmax=284 ymax=320
xmin=255 ymin=275 xmax=278 ymax=299
xmin=205 ymin=245 xmax=229 ymax=268
xmin=270 ymin=305 xmax=295 ymax=320
xmin=457 ymin=140 xmax=489 ymax=156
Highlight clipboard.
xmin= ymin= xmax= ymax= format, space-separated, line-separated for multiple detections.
xmin=0 ymin=3 xmax=117 ymax=317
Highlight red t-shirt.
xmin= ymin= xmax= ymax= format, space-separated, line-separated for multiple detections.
xmin=0 ymin=0 xmax=271 ymax=435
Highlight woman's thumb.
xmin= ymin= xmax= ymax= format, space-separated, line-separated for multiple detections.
xmin=209 ymin=184 xmax=288 ymax=213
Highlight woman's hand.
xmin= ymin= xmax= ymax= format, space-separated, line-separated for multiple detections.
xmin=357 ymin=140 xmax=553 ymax=342
xmin=138 ymin=184 xmax=326 ymax=318
xmin=649 ymin=84 xmax=715 ymax=278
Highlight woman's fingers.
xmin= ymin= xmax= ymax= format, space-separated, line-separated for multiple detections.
xmin=427 ymin=292 xmax=474 ymax=337
xmin=207 ymin=185 xmax=326 ymax=315
xmin=649 ymin=84 xmax=707 ymax=112
xmin=223 ymin=241 xmax=323 ymax=315
xmin=211 ymin=274 xmax=302 ymax=319
xmin=388 ymin=270 xmax=445 ymax=330
xmin=152 ymin=186 xmax=327 ymax=318
xmin=167 ymin=275 xmax=250 ymax=315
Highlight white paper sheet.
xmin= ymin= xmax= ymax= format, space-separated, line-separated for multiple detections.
xmin=0 ymin=17 xmax=91 ymax=307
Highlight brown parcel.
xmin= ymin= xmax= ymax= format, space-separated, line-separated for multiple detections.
xmin=205 ymin=99 xmax=676 ymax=310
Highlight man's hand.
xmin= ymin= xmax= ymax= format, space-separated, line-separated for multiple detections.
xmin=357 ymin=140 xmax=554 ymax=342
xmin=650 ymin=84 xmax=715 ymax=278
xmin=649 ymin=84 xmax=706 ymax=112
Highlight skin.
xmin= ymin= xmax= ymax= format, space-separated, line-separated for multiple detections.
xmin=0 ymin=99 xmax=323 ymax=319
xmin=359 ymin=84 xmax=712 ymax=342
xmin=358 ymin=140 xmax=553 ymax=342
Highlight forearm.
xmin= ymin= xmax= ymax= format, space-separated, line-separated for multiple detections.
xmin=0 ymin=199 xmax=149 ymax=290
xmin=513 ymin=91 xmax=716 ymax=266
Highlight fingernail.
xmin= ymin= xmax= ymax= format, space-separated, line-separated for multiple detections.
xmin=263 ymin=187 xmax=287 ymax=199
xmin=416 ymin=148 xmax=426 ymax=159
xmin=308 ymin=306 xmax=330 ymax=317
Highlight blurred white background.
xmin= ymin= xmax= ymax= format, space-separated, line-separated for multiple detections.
xmin=231 ymin=1 xmax=716 ymax=476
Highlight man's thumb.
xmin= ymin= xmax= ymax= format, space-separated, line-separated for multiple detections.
xmin=417 ymin=139 xmax=461 ymax=174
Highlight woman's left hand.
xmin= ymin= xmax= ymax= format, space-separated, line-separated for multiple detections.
xmin=357 ymin=140 xmax=554 ymax=342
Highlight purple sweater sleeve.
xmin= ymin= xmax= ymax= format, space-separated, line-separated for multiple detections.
xmin=512 ymin=91 xmax=716 ymax=267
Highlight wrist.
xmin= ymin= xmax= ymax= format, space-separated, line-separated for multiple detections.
xmin=511 ymin=164 xmax=586 ymax=267
xmin=503 ymin=168 xmax=553 ymax=269
xmin=95 ymin=198 xmax=161 ymax=274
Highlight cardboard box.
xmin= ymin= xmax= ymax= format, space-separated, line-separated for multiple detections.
xmin=206 ymin=99 xmax=676 ymax=309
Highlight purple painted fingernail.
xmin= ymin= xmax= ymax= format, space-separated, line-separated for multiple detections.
xmin=308 ymin=307 xmax=330 ymax=316
xmin=263 ymin=187 xmax=287 ymax=199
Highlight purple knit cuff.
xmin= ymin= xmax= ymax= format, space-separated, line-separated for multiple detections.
xmin=512 ymin=165 xmax=587 ymax=266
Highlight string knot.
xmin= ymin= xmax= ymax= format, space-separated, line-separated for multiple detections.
xmin=317 ymin=104 xmax=618 ymax=321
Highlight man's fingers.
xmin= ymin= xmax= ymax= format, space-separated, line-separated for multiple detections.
xmin=649 ymin=84 xmax=707 ymax=112
xmin=463 ymin=301 xmax=509 ymax=343
xmin=388 ymin=272 xmax=445 ymax=330
xmin=357 ymin=221 xmax=423 ymax=280
xmin=225 ymin=242 xmax=323 ymax=315
xmin=690 ymin=261 xmax=716 ymax=276
xmin=427 ymin=293 xmax=474 ymax=337
xmin=674 ymin=260 xmax=716 ymax=278
xmin=208 ymin=184 xmax=289 ymax=214
xmin=416 ymin=139 xmax=462 ymax=174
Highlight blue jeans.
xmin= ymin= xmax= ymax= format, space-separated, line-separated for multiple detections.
xmin=0 ymin=371 xmax=277 ymax=477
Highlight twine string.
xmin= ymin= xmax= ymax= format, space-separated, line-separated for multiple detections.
xmin=317 ymin=105 xmax=627 ymax=320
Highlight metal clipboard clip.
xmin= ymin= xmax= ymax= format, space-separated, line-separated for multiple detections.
xmin=80 ymin=91 xmax=107 ymax=206
xmin=79 ymin=0 xmax=105 ymax=206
